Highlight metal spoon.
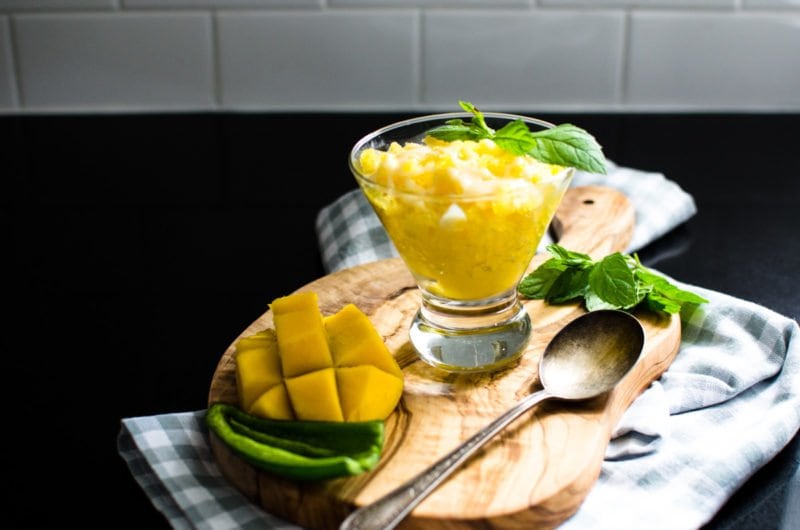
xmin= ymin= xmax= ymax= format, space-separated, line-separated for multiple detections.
xmin=339 ymin=309 xmax=645 ymax=530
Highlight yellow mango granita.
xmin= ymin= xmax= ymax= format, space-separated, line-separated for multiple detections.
xmin=233 ymin=292 xmax=403 ymax=422
xmin=356 ymin=136 xmax=573 ymax=300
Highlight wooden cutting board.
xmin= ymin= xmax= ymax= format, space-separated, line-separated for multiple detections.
xmin=208 ymin=185 xmax=682 ymax=530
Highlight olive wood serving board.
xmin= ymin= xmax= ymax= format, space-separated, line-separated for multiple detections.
xmin=208 ymin=185 xmax=682 ymax=530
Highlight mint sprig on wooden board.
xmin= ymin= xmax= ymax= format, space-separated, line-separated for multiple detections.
xmin=519 ymin=244 xmax=708 ymax=315
xmin=426 ymin=101 xmax=607 ymax=174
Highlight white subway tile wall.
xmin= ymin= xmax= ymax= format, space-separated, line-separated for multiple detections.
xmin=539 ymin=1 xmax=734 ymax=6
xmin=1 ymin=1 xmax=798 ymax=113
xmin=217 ymin=10 xmax=418 ymax=109
xmin=330 ymin=1 xmax=530 ymax=7
xmin=0 ymin=17 xmax=17 ymax=108
xmin=423 ymin=11 xmax=624 ymax=109
xmin=0 ymin=17 xmax=16 ymax=107
xmin=745 ymin=0 xmax=800 ymax=7
xmin=0 ymin=1 xmax=115 ymax=10
xmin=627 ymin=12 xmax=800 ymax=110
xmin=123 ymin=1 xmax=323 ymax=8
xmin=13 ymin=12 xmax=215 ymax=111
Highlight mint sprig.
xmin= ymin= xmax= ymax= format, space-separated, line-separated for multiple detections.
xmin=518 ymin=244 xmax=708 ymax=315
xmin=426 ymin=100 xmax=607 ymax=174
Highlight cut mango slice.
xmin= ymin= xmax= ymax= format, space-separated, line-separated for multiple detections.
xmin=324 ymin=303 xmax=403 ymax=379
xmin=234 ymin=329 xmax=283 ymax=412
xmin=285 ymin=368 xmax=344 ymax=422
xmin=249 ymin=383 xmax=294 ymax=420
xmin=336 ymin=365 xmax=404 ymax=422
xmin=271 ymin=291 xmax=333 ymax=378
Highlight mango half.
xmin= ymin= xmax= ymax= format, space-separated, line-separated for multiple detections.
xmin=234 ymin=292 xmax=404 ymax=422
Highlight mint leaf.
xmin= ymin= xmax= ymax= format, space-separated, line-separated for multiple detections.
xmin=526 ymin=124 xmax=607 ymax=175
xmin=426 ymin=100 xmax=608 ymax=174
xmin=425 ymin=101 xmax=496 ymax=141
xmin=548 ymin=267 xmax=591 ymax=304
xmin=546 ymin=244 xmax=593 ymax=267
xmin=643 ymin=291 xmax=682 ymax=314
xmin=458 ymin=100 xmax=494 ymax=136
xmin=585 ymin=290 xmax=619 ymax=312
xmin=518 ymin=244 xmax=595 ymax=302
xmin=588 ymin=252 xmax=641 ymax=308
xmin=518 ymin=245 xmax=708 ymax=316
xmin=518 ymin=258 xmax=567 ymax=299
xmin=424 ymin=120 xmax=489 ymax=142
xmin=636 ymin=265 xmax=709 ymax=306
xmin=493 ymin=120 xmax=538 ymax=155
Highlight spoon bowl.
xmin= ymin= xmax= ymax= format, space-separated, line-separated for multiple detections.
xmin=541 ymin=309 xmax=645 ymax=400
xmin=340 ymin=309 xmax=646 ymax=530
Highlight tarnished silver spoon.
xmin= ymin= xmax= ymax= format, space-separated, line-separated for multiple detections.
xmin=339 ymin=309 xmax=645 ymax=530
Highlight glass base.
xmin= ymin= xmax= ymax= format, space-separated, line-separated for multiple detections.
xmin=408 ymin=302 xmax=532 ymax=373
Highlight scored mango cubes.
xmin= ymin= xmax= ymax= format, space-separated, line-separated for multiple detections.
xmin=233 ymin=291 xmax=404 ymax=422
xmin=271 ymin=291 xmax=334 ymax=378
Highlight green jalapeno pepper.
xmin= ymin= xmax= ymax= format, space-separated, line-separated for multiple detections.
xmin=206 ymin=402 xmax=385 ymax=481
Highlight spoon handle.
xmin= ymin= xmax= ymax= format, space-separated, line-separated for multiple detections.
xmin=339 ymin=389 xmax=552 ymax=530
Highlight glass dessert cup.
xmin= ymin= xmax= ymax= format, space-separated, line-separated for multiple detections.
xmin=349 ymin=112 xmax=574 ymax=373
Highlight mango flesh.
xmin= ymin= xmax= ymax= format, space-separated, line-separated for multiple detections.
xmin=271 ymin=291 xmax=333 ymax=378
xmin=336 ymin=365 xmax=404 ymax=422
xmin=324 ymin=303 xmax=403 ymax=379
xmin=234 ymin=329 xmax=286 ymax=414
xmin=285 ymin=368 xmax=344 ymax=422
xmin=249 ymin=383 xmax=294 ymax=420
xmin=233 ymin=292 xmax=404 ymax=422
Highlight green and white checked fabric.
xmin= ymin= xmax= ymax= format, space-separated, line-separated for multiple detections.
xmin=315 ymin=160 xmax=697 ymax=273
xmin=119 ymin=162 xmax=800 ymax=529
xmin=118 ymin=413 xmax=293 ymax=530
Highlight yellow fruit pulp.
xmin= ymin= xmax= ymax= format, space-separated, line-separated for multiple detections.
xmin=271 ymin=291 xmax=333 ymax=378
xmin=234 ymin=330 xmax=284 ymax=414
xmin=356 ymin=137 xmax=573 ymax=300
xmin=233 ymin=292 xmax=404 ymax=422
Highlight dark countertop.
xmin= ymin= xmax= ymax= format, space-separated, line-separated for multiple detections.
xmin=5 ymin=112 xmax=799 ymax=528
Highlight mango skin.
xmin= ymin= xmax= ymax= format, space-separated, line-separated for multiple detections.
xmin=233 ymin=293 xmax=404 ymax=422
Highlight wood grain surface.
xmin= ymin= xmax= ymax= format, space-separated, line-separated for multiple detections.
xmin=208 ymin=185 xmax=682 ymax=529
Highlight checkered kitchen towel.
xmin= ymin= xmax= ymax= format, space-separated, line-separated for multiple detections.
xmin=119 ymin=161 xmax=800 ymax=529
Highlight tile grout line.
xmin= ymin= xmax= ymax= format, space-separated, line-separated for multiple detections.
xmin=7 ymin=14 xmax=22 ymax=109
xmin=619 ymin=8 xmax=632 ymax=108
xmin=416 ymin=8 xmax=424 ymax=106
xmin=211 ymin=9 xmax=222 ymax=110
